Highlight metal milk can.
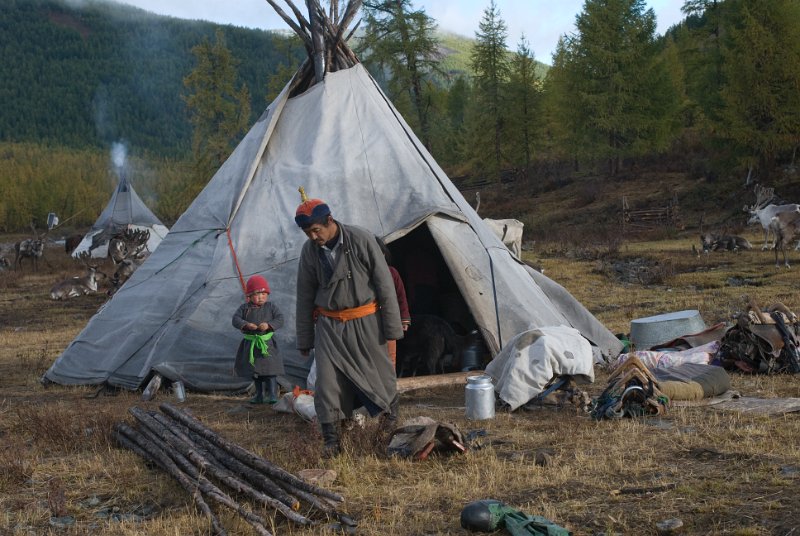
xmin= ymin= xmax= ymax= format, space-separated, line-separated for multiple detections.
xmin=465 ymin=374 xmax=495 ymax=420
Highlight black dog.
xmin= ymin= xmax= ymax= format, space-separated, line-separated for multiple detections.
xmin=396 ymin=315 xmax=464 ymax=377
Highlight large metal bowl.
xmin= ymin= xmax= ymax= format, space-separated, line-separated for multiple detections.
xmin=630 ymin=310 xmax=706 ymax=350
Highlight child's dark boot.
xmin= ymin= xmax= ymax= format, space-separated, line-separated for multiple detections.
xmin=249 ymin=376 xmax=265 ymax=404
xmin=266 ymin=376 xmax=279 ymax=404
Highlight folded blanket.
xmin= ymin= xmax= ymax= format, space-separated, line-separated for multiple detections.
xmin=611 ymin=340 xmax=719 ymax=371
xmin=652 ymin=363 xmax=730 ymax=401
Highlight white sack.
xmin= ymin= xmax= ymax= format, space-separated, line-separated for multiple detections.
xmin=485 ymin=325 xmax=594 ymax=411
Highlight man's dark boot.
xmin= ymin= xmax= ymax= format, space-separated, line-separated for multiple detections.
xmin=320 ymin=422 xmax=341 ymax=459
xmin=383 ymin=395 xmax=400 ymax=430
xmin=388 ymin=395 xmax=400 ymax=424
xmin=249 ymin=377 xmax=265 ymax=404
xmin=266 ymin=376 xmax=279 ymax=404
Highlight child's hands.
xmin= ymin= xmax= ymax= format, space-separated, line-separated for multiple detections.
xmin=258 ymin=322 xmax=270 ymax=331
xmin=244 ymin=322 xmax=258 ymax=331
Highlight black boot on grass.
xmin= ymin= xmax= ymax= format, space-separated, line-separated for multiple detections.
xmin=266 ymin=376 xmax=279 ymax=404
xmin=249 ymin=376 xmax=265 ymax=404
xmin=321 ymin=422 xmax=341 ymax=459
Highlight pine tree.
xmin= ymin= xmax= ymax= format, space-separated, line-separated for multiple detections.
xmin=183 ymin=30 xmax=251 ymax=194
xmin=716 ymin=0 xmax=800 ymax=176
xmin=469 ymin=0 xmax=510 ymax=182
xmin=357 ymin=0 xmax=441 ymax=148
xmin=506 ymin=35 xmax=540 ymax=176
xmin=545 ymin=0 xmax=680 ymax=175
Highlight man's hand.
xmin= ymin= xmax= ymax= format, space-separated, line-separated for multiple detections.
xmin=244 ymin=322 xmax=258 ymax=331
xmin=258 ymin=322 xmax=270 ymax=331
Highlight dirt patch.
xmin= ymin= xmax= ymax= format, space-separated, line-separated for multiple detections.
xmin=596 ymin=256 xmax=676 ymax=285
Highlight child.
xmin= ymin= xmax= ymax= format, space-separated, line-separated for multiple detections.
xmin=232 ymin=275 xmax=284 ymax=404
xmin=375 ymin=237 xmax=411 ymax=369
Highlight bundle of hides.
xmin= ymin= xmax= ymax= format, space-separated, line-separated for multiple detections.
xmin=717 ymin=302 xmax=800 ymax=374
xmin=591 ymin=355 xmax=668 ymax=420
xmin=387 ymin=416 xmax=466 ymax=460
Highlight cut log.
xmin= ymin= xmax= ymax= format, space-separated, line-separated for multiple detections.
xmin=397 ymin=371 xmax=486 ymax=393
xmin=159 ymin=402 xmax=344 ymax=503
xmin=183 ymin=426 xmax=300 ymax=510
xmin=115 ymin=424 xmax=229 ymax=536
xmin=131 ymin=408 xmax=311 ymax=525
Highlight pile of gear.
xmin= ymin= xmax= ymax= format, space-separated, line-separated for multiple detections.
xmin=387 ymin=416 xmax=466 ymax=460
xmin=717 ymin=302 xmax=800 ymax=374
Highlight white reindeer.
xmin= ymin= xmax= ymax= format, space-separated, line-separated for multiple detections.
xmin=483 ymin=218 xmax=524 ymax=257
xmin=747 ymin=203 xmax=800 ymax=250
xmin=50 ymin=253 xmax=106 ymax=300
xmin=474 ymin=192 xmax=525 ymax=258
xmin=744 ymin=184 xmax=799 ymax=250
xmin=769 ymin=207 xmax=800 ymax=267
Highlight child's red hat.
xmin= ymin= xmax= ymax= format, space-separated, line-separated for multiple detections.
xmin=246 ymin=275 xmax=270 ymax=295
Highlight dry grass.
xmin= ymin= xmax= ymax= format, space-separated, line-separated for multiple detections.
xmin=1 ymin=235 xmax=799 ymax=536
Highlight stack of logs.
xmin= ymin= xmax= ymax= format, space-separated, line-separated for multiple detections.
xmin=115 ymin=402 xmax=354 ymax=536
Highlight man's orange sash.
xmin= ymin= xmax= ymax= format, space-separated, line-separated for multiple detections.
xmin=314 ymin=301 xmax=378 ymax=322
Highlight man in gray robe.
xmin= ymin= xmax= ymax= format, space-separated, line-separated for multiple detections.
xmin=294 ymin=191 xmax=403 ymax=457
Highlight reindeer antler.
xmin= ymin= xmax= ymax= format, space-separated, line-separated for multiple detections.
xmin=753 ymin=184 xmax=775 ymax=210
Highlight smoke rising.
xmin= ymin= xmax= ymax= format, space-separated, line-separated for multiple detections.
xmin=111 ymin=142 xmax=128 ymax=171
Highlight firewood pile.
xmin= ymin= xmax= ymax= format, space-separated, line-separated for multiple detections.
xmin=114 ymin=402 xmax=354 ymax=536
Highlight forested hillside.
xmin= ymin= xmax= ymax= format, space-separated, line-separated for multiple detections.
xmin=0 ymin=0 xmax=303 ymax=156
xmin=2 ymin=0 xmax=799 ymax=234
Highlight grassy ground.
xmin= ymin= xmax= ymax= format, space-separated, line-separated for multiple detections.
xmin=1 ymin=231 xmax=799 ymax=536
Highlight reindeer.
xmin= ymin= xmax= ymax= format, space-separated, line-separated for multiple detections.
xmin=107 ymin=229 xmax=151 ymax=296
xmin=769 ymin=207 xmax=800 ymax=267
xmin=475 ymin=192 xmax=525 ymax=257
xmin=699 ymin=215 xmax=752 ymax=253
xmin=14 ymin=223 xmax=47 ymax=271
xmin=50 ymin=252 xmax=106 ymax=300
xmin=108 ymin=228 xmax=150 ymax=264
xmin=744 ymin=183 xmax=799 ymax=250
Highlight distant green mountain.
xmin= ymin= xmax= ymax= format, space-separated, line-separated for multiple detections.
xmin=0 ymin=0 xmax=302 ymax=156
xmin=0 ymin=1 xmax=547 ymax=157
xmin=435 ymin=30 xmax=550 ymax=82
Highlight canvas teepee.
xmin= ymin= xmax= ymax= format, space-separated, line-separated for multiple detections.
xmin=44 ymin=0 xmax=622 ymax=392
xmin=72 ymin=175 xmax=169 ymax=259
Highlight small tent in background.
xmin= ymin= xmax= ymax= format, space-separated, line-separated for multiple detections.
xmin=44 ymin=0 xmax=622 ymax=393
xmin=71 ymin=175 xmax=169 ymax=259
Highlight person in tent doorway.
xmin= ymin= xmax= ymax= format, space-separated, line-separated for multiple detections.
xmin=294 ymin=187 xmax=404 ymax=458
xmin=232 ymin=275 xmax=285 ymax=404
xmin=375 ymin=236 xmax=411 ymax=370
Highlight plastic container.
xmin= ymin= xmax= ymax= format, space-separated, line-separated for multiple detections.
xmin=172 ymin=380 xmax=186 ymax=403
xmin=460 ymin=330 xmax=488 ymax=372
xmin=465 ymin=374 xmax=495 ymax=420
